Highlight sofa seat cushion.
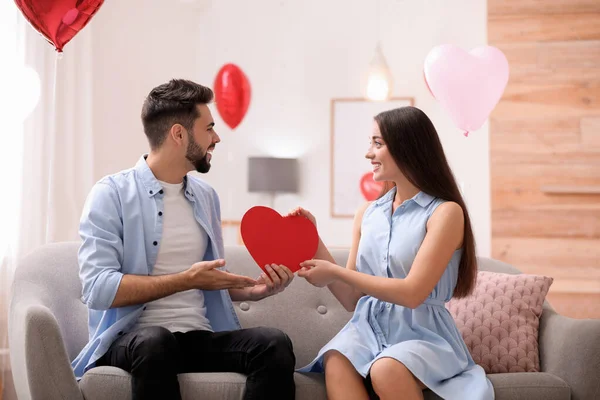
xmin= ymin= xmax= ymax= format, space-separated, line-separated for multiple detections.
xmin=81 ymin=367 xmax=569 ymax=400
xmin=487 ymin=372 xmax=570 ymax=400
xmin=421 ymin=372 xmax=570 ymax=400
xmin=79 ymin=367 xmax=328 ymax=400
xmin=81 ymin=367 xmax=570 ymax=400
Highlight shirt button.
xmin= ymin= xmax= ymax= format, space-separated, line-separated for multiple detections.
xmin=153 ymin=241 xmax=158 ymax=246
xmin=149 ymin=190 xmax=153 ymax=195
xmin=158 ymin=211 xmax=163 ymax=216
xmin=387 ymin=304 xmax=391 ymax=309
xmin=159 ymin=190 xmax=164 ymax=194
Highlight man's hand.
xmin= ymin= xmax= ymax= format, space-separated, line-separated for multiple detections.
xmin=248 ymin=264 xmax=295 ymax=301
xmin=186 ymin=259 xmax=257 ymax=290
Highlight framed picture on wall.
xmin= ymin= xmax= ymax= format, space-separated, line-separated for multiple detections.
xmin=221 ymin=219 xmax=244 ymax=246
xmin=330 ymin=97 xmax=414 ymax=218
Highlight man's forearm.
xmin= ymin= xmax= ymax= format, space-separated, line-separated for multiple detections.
xmin=111 ymin=272 xmax=192 ymax=308
xmin=229 ymin=287 xmax=258 ymax=302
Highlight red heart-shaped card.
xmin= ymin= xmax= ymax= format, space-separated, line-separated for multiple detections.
xmin=240 ymin=206 xmax=318 ymax=273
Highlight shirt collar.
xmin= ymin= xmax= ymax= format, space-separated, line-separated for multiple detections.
xmin=373 ymin=186 xmax=436 ymax=208
xmin=413 ymin=191 xmax=436 ymax=208
xmin=135 ymin=154 xmax=189 ymax=198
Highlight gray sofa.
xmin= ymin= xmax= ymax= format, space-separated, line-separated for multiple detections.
xmin=9 ymin=242 xmax=600 ymax=399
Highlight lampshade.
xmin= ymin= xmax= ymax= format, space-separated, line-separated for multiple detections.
xmin=248 ymin=157 xmax=299 ymax=193
xmin=366 ymin=42 xmax=393 ymax=101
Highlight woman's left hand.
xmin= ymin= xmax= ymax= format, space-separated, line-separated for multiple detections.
xmin=298 ymin=259 xmax=339 ymax=287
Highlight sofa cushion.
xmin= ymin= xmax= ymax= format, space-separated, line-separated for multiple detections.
xmin=80 ymin=367 xmax=569 ymax=400
xmin=79 ymin=367 xmax=328 ymax=400
xmin=447 ymin=271 xmax=553 ymax=373
xmin=422 ymin=373 xmax=569 ymax=400
xmin=486 ymin=372 xmax=570 ymax=400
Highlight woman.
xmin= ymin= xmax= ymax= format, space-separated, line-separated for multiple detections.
xmin=290 ymin=107 xmax=494 ymax=400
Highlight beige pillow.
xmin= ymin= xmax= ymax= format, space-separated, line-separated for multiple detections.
xmin=446 ymin=271 xmax=553 ymax=373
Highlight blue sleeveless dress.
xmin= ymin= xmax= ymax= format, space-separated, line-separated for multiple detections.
xmin=299 ymin=188 xmax=494 ymax=399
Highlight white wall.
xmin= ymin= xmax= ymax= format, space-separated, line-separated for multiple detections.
xmin=91 ymin=0 xmax=490 ymax=255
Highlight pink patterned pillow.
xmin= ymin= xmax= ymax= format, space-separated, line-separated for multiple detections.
xmin=446 ymin=271 xmax=553 ymax=374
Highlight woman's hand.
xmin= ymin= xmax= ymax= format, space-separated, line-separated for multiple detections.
xmin=288 ymin=207 xmax=317 ymax=228
xmin=298 ymin=259 xmax=339 ymax=287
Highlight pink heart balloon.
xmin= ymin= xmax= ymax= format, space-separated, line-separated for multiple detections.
xmin=424 ymin=45 xmax=509 ymax=135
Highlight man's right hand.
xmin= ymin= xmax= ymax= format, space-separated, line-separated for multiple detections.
xmin=185 ymin=259 xmax=257 ymax=290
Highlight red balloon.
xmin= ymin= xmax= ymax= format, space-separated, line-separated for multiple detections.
xmin=14 ymin=0 xmax=104 ymax=53
xmin=213 ymin=64 xmax=251 ymax=130
xmin=360 ymin=172 xmax=385 ymax=201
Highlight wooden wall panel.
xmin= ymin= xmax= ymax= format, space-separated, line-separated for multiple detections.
xmin=498 ymin=41 xmax=600 ymax=86
xmin=489 ymin=13 xmax=600 ymax=43
xmin=492 ymin=237 xmax=600 ymax=272
xmin=489 ymin=0 xmax=600 ymax=319
xmin=489 ymin=0 xmax=600 ymax=15
xmin=581 ymin=117 xmax=600 ymax=147
xmin=546 ymin=292 xmax=600 ymax=319
xmin=492 ymin=207 xmax=600 ymax=238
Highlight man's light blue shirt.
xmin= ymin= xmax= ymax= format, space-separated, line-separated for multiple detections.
xmin=71 ymin=155 xmax=241 ymax=379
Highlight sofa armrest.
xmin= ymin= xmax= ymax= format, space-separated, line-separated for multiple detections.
xmin=9 ymin=291 xmax=83 ymax=400
xmin=539 ymin=305 xmax=600 ymax=400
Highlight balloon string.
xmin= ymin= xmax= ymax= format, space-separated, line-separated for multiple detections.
xmin=45 ymin=53 xmax=60 ymax=242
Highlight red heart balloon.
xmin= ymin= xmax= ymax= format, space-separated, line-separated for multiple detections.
xmin=360 ymin=172 xmax=384 ymax=201
xmin=14 ymin=0 xmax=104 ymax=52
xmin=213 ymin=64 xmax=251 ymax=129
xmin=240 ymin=206 xmax=318 ymax=274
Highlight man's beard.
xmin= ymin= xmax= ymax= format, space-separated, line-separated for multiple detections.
xmin=186 ymin=132 xmax=212 ymax=173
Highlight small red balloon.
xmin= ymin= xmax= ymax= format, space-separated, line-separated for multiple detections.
xmin=14 ymin=0 xmax=104 ymax=53
xmin=360 ymin=172 xmax=385 ymax=201
xmin=213 ymin=64 xmax=251 ymax=130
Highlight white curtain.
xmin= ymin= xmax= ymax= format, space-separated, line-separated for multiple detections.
xmin=0 ymin=3 xmax=95 ymax=398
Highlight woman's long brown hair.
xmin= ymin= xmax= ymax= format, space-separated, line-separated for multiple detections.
xmin=374 ymin=107 xmax=476 ymax=298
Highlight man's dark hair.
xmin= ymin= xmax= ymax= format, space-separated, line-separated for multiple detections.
xmin=141 ymin=79 xmax=214 ymax=149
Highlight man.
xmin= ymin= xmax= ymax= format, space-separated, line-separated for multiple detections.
xmin=72 ymin=79 xmax=296 ymax=400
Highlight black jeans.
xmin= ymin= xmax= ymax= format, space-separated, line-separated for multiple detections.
xmin=96 ymin=326 xmax=296 ymax=400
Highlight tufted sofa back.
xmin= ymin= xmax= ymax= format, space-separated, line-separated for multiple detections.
xmin=10 ymin=242 xmax=524 ymax=372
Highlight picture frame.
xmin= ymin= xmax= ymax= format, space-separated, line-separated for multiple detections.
xmin=221 ymin=219 xmax=244 ymax=246
xmin=330 ymin=97 xmax=414 ymax=218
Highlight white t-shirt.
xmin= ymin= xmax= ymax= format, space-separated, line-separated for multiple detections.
xmin=133 ymin=180 xmax=213 ymax=333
